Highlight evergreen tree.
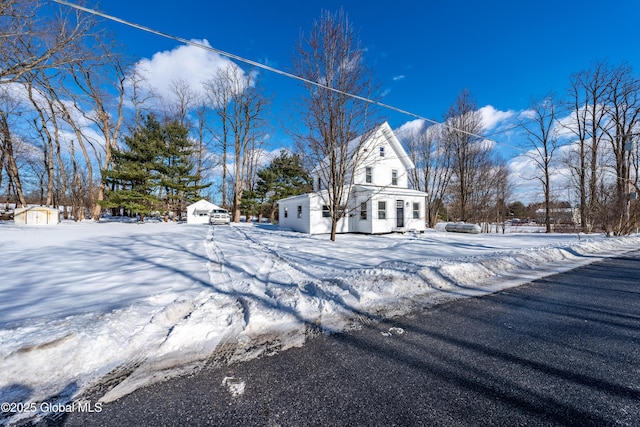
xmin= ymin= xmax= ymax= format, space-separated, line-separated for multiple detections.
xmin=100 ymin=114 xmax=209 ymax=221
xmin=156 ymin=119 xmax=209 ymax=220
xmin=100 ymin=115 xmax=164 ymax=220
xmin=252 ymin=151 xmax=312 ymax=222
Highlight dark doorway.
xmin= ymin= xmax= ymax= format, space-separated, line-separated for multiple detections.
xmin=396 ymin=200 xmax=404 ymax=228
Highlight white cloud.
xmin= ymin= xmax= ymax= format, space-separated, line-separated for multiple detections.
xmin=479 ymin=105 xmax=516 ymax=131
xmin=392 ymin=74 xmax=405 ymax=81
xmin=133 ymin=39 xmax=245 ymax=104
xmin=395 ymin=118 xmax=429 ymax=139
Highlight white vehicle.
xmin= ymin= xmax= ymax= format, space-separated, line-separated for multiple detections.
xmin=209 ymin=208 xmax=230 ymax=225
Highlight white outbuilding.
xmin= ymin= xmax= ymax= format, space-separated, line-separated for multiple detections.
xmin=186 ymin=199 xmax=220 ymax=224
xmin=13 ymin=206 xmax=60 ymax=225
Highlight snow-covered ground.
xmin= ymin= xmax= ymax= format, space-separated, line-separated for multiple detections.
xmin=1 ymin=220 xmax=639 ymax=424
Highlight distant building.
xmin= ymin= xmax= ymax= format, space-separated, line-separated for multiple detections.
xmin=535 ymin=207 xmax=580 ymax=225
xmin=186 ymin=199 xmax=220 ymax=224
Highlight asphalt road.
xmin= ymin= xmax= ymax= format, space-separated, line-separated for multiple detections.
xmin=55 ymin=251 xmax=640 ymax=426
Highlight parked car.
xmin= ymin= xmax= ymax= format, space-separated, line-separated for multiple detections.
xmin=209 ymin=208 xmax=230 ymax=225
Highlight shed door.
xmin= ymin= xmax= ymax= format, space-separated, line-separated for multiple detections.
xmin=396 ymin=200 xmax=404 ymax=228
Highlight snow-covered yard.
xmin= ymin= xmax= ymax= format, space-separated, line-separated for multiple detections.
xmin=1 ymin=220 xmax=639 ymax=424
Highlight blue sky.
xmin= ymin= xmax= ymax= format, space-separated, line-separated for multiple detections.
xmin=87 ymin=0 xmax=640 ymax=124
xmin=63 ymin=0 xmax=640 ymax=201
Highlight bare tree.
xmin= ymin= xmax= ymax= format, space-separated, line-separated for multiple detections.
xmin=0 ymin=0 xmax=94 ymax=84
xmin=443 ymin=90 xmax=487 ymax=222
xmin=0 ymin=96 xmax=27 ymax=207
xmin=67 ymin=46 xmax=127 ymax=220
xmin=563 ymin=61 xmax=613 ymax=232
xmin=204 ymin=65 xmax=267 ymax=221
xmin=403 ymin=121 xmax=454 ymax=227
xmin=165 ymin=79 xmax=197 ymax=127
xmin=520 ymin=94 xmax=560 ymax=233
xmin=600 ymin=64 xmax=640 ymax=235
xmin=293 ymin=9 xmax=378 ymax=241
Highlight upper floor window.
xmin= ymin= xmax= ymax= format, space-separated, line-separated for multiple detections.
xmin=317 ymin=177 xmax=322 ymax=190
xmin=379 ymin=146 xmax=385 ymax=157
xmin=365 ymin=167 xmax=372 ymax=184
xmin=391 ymin=169 xmax=398 ymax=186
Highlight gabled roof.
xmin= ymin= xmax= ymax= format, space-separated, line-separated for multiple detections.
xmin=312 ymin=121 xmax=415 ymax=175
xmin=188 ymin=199 xmax=220 ymax=211
xmin=368 ymin=121 xmax=415 ymax=171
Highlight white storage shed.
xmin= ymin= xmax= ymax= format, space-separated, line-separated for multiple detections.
xmin=13 ymin=206 xmax=60 ymax=225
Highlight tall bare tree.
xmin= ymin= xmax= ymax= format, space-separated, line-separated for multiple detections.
xmin=204 ymin=65 xmax=267 ymax=221
xmin=293 ymin=9 xmax=378 ymax=241
xmin=0 ymin=91 xmax=27 ymax=207
xmin=598 ymin=63 xmax=640 ymax=234
xmin=520 ymin=94 xmax=560 ymax=232
xmin=444 ymin=89 xmax=487 ymax=222
xmin=403 ymin=121 xmax=454 ymax=227
xmin=564 ymin=61 xmax=612 ymax=232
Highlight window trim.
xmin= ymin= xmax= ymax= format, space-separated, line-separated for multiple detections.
xmin=378 ymin=200 xmax=386 ymax=219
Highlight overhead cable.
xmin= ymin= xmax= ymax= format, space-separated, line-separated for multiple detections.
xmin=53 ymin=0 xmax=499 ymax=142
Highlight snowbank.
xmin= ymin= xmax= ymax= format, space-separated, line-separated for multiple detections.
xmin=1 ymin=220 xmax=638 ymax=424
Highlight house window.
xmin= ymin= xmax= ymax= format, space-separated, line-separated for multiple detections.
xmin=378 ymin=201 xmax=386 ymax=219
xmin=322 ymin=205 xmax=331 ymax=218
xmin=379 ymin=146 xmax=385 ymax=157
xmin=297 ymin=205 xmax=302 ymax=218
xmin=391 ymin=169 xmax=398 ymax=186
xmin=365 ymin=167 xmax=372 ymax=184
xmin=413 ymin=202 xmax=420 ymax=219
xmin=317 ymin=177 xmax=322 ymax=190
xmin=284 ymin=207 xmax=288 ymax=218
xmin=360 ymin=202 xmax=367 ymax=220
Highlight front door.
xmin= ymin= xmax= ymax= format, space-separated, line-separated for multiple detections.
xmin=396 ymin=200 xmax=404 ymax=228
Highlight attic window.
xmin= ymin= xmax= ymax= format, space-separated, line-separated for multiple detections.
xmin=379 ymin=146 xmax=385 ymax=157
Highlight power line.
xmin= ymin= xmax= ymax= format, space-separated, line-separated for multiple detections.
xmin=52 ymin=0 xmax=497 ymax=143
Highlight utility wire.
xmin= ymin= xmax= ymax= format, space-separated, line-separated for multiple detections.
xmin=52 ymin=0 xmax=498 ymax=143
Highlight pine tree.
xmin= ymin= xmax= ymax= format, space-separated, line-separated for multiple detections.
xmin=156 ymin=119 xmax=209 ymax=220
xmin=253 ymin=151 xmax=311 ymax=222
xmin=100 ymin=115 xmax=210 ymax=221
xmin=100 ymin=115 xmax=164 ymax=221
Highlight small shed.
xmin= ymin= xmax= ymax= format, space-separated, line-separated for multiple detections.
xmin=186 ymin=199 xmax=220 ymax=224
xmin=13 ymin=206 xmax=60 ymax=225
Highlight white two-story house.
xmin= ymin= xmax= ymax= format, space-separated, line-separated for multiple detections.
xmin=278 ymin=122 xmax=428 ymax=234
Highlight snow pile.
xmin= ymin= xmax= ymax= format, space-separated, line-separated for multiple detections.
xmin=1 ymin=220 xmax=638 ymax=424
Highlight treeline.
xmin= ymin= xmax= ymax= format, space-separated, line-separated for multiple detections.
xmin=0 ymin=0 xmax=271 ymax=222
xmin=403 ymin=61 xmax=640 ymax=236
